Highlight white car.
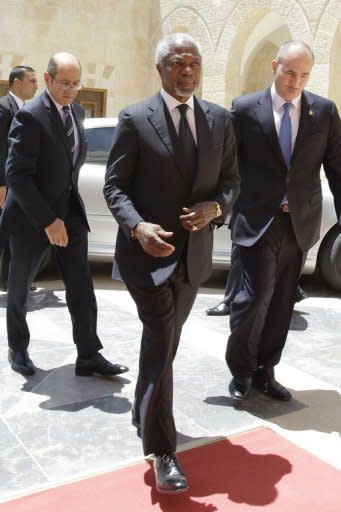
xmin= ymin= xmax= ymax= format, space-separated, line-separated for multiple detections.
xmin=79 ymin=117 xmax=341 ymax=291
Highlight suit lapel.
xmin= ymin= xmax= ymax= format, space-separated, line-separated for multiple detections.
xmin=254 ymin=88 xmax=287 ymax=169
xmin=70 ymin=104 xmax=86 ymax=171
xmin=194 ymin=98 xmax=214 ymax=184
xmin=148 ymin=93 xmax=196 ymax=184
xmin=43 ymin=91 xmax=74 ymax=166
xmin=291 ymin=91 xmax=315 ymax=163
xmin=7 ymin=94 xmax=19 ymax=116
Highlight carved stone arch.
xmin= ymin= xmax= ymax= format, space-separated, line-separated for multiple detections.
xmin=216 ymin=1 xmax=310 ymax=107
xmin=329 ymin=20 xmax=341 ymax=110
xmin=313 ymin=0 xmax=341 ymax=98
xmin=148 ymin=7 xmax=214 ymax=98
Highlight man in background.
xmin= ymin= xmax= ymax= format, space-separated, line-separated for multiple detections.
xmin=0 ymin=66 xmax=38 ymax=290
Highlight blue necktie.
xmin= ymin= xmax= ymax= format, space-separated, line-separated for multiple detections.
xmin=279 ymin=102 xmax=292 ymax=169
xmin=177 ymin=104 xmax=197 ymax=179
xmin=62 ymin=105 xmax=75 ymax=157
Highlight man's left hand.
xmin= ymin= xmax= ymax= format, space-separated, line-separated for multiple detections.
xmin=179 ymin=201 xmax=218 ymax=232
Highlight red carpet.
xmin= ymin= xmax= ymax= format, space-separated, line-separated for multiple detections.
xmin=1 ymin=427 xmax=340 ymax=511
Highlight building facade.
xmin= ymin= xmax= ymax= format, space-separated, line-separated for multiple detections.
xmin=0 ymin=0 xmax=340 ymax=115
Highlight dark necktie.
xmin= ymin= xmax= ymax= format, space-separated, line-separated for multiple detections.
xmin=279 ymin=102 xmax=292 ymax=169
xmin=177 ymin=104 xmax=197 ymax=179
xmin=62 ymin=105 xmax=75 ymax=158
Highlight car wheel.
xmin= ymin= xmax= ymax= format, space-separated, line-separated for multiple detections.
xmin=318 ymin=225 xmax=341 ymax=291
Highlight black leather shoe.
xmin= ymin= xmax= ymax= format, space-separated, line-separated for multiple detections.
xmin=8 ymin=349 xmax=36 ymax=376
xmin=206 ymin=302 xmax=230 ymax=316
xmin=295 ymin=285 xmax=308 ymax=303
xmin=229 ymin=376 xmax=251 ymax=400
xmin=75 ymin=352 xmax=129 ymax=377
xmin=154 ymin=454 xmax=189 ymax=494
xmin=252 ymin=368 xmax=291 ymax=401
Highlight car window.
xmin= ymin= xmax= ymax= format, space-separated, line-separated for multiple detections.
xmin=85 ymin=126 xmax=115 ymax=164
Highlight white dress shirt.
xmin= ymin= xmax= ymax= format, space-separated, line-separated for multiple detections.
xmin=160 ymin=88 xmax=197 ymax=144
xmin=271 ymin=83 xmax=301 ymax=152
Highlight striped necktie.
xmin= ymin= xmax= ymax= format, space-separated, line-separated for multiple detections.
xmin=62 ymin=105 xmax=75 ymax=157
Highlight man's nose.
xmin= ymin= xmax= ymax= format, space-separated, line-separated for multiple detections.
xmin=181 ymin=64 xmax=193 ymax=74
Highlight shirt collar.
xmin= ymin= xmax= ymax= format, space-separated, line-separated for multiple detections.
xmin=271 ymin=83 xmax=301 ymax=112
xmin=160 ymin=88 xmax=194 ymax=112
xmin=46 ymin=89 xmax=70 ymax=114
xmin=9 ymin=91 xmax=25 ymax=109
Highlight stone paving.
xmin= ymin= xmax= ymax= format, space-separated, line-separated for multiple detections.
xmin=0 ymin=269 xmax=340 ymax=503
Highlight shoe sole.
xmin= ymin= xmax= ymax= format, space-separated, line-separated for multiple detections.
xmin=156 ymin=485 xmax=189 ymax=494
xmin=206 ymin=311 xmax=229 ymax=316
xmin=253 ymin=385 xmax=292 ymax=401
xmin=10 ymin=364 xmax=35 ymax=376
xmin=75 ymin=368 xmax=129 ymax=377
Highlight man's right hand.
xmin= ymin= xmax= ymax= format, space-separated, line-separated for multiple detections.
xmin=133 ymin=222 xmax=175 ymax=257
xmin=45 ymin=218 xmax=69 ymax=247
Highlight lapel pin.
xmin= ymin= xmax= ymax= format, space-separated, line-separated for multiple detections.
xmin=309 ymin=109 xmax=314 ymax=116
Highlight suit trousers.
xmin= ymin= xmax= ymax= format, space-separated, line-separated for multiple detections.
xmin=222 ymin=243 xmax=243 ymax=306
xmin=226 ymin=212 xmax=303 ymax=377
xmin=6 ymin=205 xmax=102 ymax=358
xmin=127 ymin=259 xmax=198 ymax=456
xmin=0 ymin=207 xmax=10 ymax=288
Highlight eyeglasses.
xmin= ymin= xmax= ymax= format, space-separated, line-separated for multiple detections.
xmin=50 ymin=76 xmax=83 ymax=90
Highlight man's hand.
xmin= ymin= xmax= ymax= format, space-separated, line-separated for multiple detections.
xmin=134 ymin=222 xmax=175 ymax=257
xmin=0 ymin=186 xmax=7 ymax=209
xmin=179 ymin=201 xmax=218 ymax=232
xmin=45 ymin=218 xmax=69 ymax=247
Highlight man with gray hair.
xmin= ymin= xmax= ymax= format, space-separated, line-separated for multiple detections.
xmin=226 ymin=40 xmax=341 ymax=403
xmin=104 ymin=32 xmax=239 ymax=493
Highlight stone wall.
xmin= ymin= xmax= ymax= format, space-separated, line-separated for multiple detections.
xmin=0 ymin=0 xmax=340 ymax=114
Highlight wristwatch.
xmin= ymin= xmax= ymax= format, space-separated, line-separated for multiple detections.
xmin=214 ymin=201 xmax=222 ymax=218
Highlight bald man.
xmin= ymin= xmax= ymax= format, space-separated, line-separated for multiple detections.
xmin=226 ymin=41 xmax=341 ymax=402
xmin=1 ymin=52 xmax=128 ymax=378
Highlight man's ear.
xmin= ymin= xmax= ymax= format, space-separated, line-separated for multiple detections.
xmin=271 ymin=60 xmax=278 ymax=74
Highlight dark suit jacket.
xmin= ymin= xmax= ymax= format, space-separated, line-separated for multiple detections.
xmin=0 ymin=93 xmax=19 ymax=186
xmin=1 ymin=90 xmax=88 ymax=241
xmin=230 ymin=87 xmax=341 ymax=252
xmin=104 ymin=92 xmax=240 ymax=288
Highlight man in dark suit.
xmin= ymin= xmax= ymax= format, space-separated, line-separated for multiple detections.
xmin=226 ymin=41 xmax=341 ymax=402
xmin=2 ymin=52 xmax=128 ymax=379
xmin=104 ymin=33 xmax=239 ymax=493
xmin=0 ymin=66 xmax=38 ymax=290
